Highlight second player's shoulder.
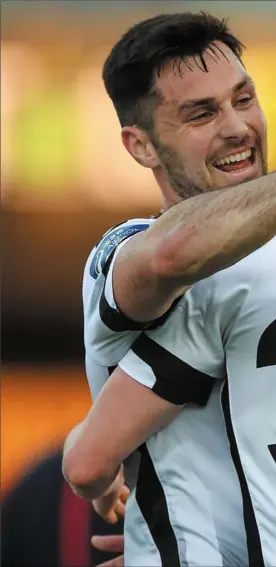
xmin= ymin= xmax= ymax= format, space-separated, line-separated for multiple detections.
xmin=209 ymin=236 xmax=276 ymax=296
xmin=184 ymin=237 xmax=276 ymax=338
xmin=161 ymin=240 xmax=272 ymax=334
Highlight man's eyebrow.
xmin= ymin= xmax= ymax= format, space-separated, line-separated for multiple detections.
xmin=233 ymin=76 xmax=255 ymax=93
xmin=176 ymin=77 xmax=256 ymax=117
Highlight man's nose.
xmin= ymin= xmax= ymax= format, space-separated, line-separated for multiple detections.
xmin=218 ymin=107 xmax=249 ymax=142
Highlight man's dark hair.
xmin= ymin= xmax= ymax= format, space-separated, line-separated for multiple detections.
xmin=102 ymin=12 xmax=244 ymax=133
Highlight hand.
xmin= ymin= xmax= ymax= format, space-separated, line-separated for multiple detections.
xmin=92 ymin=467 xmax=130 ymax=524
xmin=92 ymin=535 xmax=124 ymax=567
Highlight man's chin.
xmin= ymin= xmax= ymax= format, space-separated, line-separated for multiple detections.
xmin=211 ymin=165 xmax=265 ymax=190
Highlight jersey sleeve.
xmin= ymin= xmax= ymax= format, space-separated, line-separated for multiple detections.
xmin=118 ymin=262 xmax=255 ymax=407
xmin=83 ymin=218 xmax=158 ymax=397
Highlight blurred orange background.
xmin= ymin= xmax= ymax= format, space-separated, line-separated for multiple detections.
xmin=2 ymin=0 xmax=276 ymax=494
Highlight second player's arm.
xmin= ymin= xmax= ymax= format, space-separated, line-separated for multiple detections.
xmin=113 ymin=171 xmax=276 ymax=322
xmin=62 ymin=368 xmax=181 ymax=499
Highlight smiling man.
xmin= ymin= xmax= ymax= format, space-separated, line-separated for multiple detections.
xmin=137 ymin=51 xmax=265 ymax=202
xmin=76 ymin=12 xmax=275 ymax=403
xmin=63 ymin=11 xmax=276 ymax=567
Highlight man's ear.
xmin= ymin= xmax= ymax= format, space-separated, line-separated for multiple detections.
xmin=121 ymin=126 xmax=160 ymax=169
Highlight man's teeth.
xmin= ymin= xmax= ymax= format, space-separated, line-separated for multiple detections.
xmin=215 ymin=149 xmax=252 ymax=167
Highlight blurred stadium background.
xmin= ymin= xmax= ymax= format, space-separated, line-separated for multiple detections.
xmin=2 ymin=0 xmax=276 ymax=495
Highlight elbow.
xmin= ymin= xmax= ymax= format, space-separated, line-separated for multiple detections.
xmin=151 ymin=241 xmax=185 ymax=282
xmin=151 ymin=245 xmax=175 ymax=279
xmin=62 ymin=449 xmax=108 ymax=497
xmin=152 ymin=230 xmax=201 ymax=285
xmin=62 ymin=450 xmax=81 ymax=485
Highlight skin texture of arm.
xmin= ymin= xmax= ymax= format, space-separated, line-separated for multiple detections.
xmin=62 ymin=367 xmax=181 ymax=499
xmin=91 ymin=535 xmax=124 ymax=567
xmin=112 ymin=171 xmax=276 ymax=322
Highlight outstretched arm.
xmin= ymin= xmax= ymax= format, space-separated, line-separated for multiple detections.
xmin=112 ymin=171 xmax=276 ymax=322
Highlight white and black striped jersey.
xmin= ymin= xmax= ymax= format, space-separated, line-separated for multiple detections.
xmin=83 ymin=216 xmax=169 ymax=399
xmin=83 ymin=215 xmax=184 ymax=489
xmin=83 ymin=218 xmax=151 ymax=399
xmin=119 ymin=237 xmax=276 ymax=567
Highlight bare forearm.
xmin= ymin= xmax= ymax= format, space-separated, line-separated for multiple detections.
xmin=153 ymin=171 xmax=276 ymax=282
xmin=114 ymin=172 xmax=276 ymax=321
xmin=63 ymin=422 xmax=120 ymax=500
xmin=67 ymin=466 xmax=120 ymax=501
xmin=62 ymin=370 xmax=179 ymax=496
xmin=63 ymin=423 xmax=84 ymax=456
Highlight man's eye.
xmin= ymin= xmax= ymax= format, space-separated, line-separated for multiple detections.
xmin=190 ymin=112 xmax=213 ymax=121
xmin=237 ymin=95 xmax=253 ymax=106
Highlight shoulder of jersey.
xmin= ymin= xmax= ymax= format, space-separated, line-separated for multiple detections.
xmin=89 ymin=217 xmax=156 ymax=280
xmin=200 ymin=237 xmax=275 ymax=294
xmin=221 ymin=237 xmax=275 ymax=279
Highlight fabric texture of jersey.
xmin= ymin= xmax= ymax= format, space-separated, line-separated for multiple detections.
xmin=82 ymin=217 xmax=156 ymax=400
xmin=83 ymin=217 xmax=160 ymax=490
xmin=119 ymin=237 xmax=276 ymax=567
